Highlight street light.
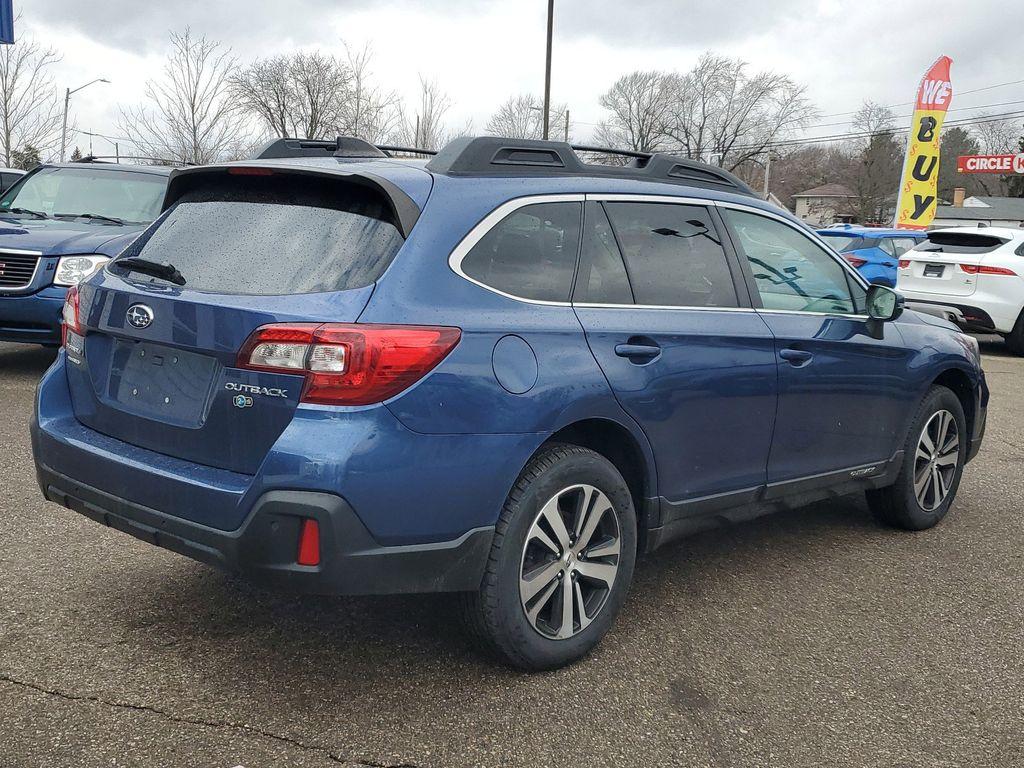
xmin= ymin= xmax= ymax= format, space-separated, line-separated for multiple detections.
xmin=60 ymin=78 xmax=110 ymax=162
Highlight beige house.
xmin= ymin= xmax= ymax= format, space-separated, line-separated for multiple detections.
xmin=792 ymin=184 xmax=857 ymax=226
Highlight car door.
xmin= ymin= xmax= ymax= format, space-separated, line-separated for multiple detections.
xmin=573 ymin=197 xmax=778 ymax=512
xmin=718 ymin=205 xmax=913 ymax=487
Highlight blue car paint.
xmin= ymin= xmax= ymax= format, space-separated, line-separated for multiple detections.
xmin=817 ymin=226 xmax=927 ymax=288
xmin=0 ymin=164 xmax=171 ymax=345
xmin=31 ymin=154 xmax=987 ymax=589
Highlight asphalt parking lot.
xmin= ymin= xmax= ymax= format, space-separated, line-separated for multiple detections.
xmin=1 ymin=339 xmax=1022 ymax=768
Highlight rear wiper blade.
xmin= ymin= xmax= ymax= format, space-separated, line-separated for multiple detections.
xmin=112 ymin=257 xmax=186 ymax=286
xmin=4 ymin=207 xmax=50 ymax=219
xmin=57 ymin=212 xmax=125 ymax=225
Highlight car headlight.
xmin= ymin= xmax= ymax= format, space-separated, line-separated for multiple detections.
xmin=53 ymin=255 xmax=109 ymax=286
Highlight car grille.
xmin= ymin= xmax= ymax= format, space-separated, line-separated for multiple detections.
xmin=0 ymin=252 xmax=40 ymax=289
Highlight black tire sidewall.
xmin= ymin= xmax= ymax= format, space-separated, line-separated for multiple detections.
xmin=490 ymin=448 xmax=637 ymax=670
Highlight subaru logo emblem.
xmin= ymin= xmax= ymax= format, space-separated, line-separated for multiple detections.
xmin=126 ymin=304 xmax=154 ymax=329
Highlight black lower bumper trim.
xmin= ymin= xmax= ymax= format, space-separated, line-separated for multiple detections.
xmin=37 ymin=462 xmax=493 ymax=596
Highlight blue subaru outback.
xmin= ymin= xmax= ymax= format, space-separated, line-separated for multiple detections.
xmin=0 ymin=162 xmax=171 ymax=346
xmin=31 ymin=137 xmax=987 ymax=670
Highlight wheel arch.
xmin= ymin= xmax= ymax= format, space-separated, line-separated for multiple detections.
xmin=931 ymin=366 xmax=976 ymax=438
xmin=540 ymin=417 xmax=658 ymax=553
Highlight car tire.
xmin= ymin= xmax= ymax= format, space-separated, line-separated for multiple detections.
xmin=1004 ymin=310 xmax=1024 ymax=356
xmin=462 ymin=443 xmax=637 ymax=671
xmin=866 ymin=385 xmax=967 ymax=531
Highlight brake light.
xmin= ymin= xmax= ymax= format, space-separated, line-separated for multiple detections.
xmin=237 ymin=323 xmax=462 ymax=406
xmin=61 ymin=285 xmax=81 ymax=346
xmin=843 ymin=254 xmax=867 ymax=268
xmin=959 ymin=264 xmax=1018 ymax=276
xmin=898 ymin=259 xmax=911 ymax=269
xmin=227 ymin=167 xmax=275 ymax=176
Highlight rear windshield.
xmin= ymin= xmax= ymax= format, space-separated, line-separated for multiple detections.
xmin=817 ymin=234 xmax=862 ymax=252
xmin=915 ymin=231 xmax=1007 ymax=255
xmin=112 ymin=174 xmax=405 ymax=295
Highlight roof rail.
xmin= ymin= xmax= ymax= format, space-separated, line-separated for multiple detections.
xmin=377 ymin=145 xmax=438 ymax=157
xmin=72 ymin=155 xmax=189 ymax=166
xmin=425 ymin=137 xmax=756 ymax=197
xmin=253 ymin=136 xmax=387 ymax=160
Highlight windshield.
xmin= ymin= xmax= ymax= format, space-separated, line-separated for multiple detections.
xmin=817 ymin=234 xmax=861 ymax=252
xmin=0 ymin=166 xmax=168 ymax=224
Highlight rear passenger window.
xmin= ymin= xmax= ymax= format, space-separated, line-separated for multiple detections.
xmin=460 ymin=202 xmax=581 ymax=302
xmin=573 ymin=202 xmax=633 ymax=304
xmin=603 ymin=202 xmax=738 ymax=307
xmin=891 ymin=237 xmax=919 ymax=256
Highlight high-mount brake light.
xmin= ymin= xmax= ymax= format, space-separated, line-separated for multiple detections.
xmin=959 ymin=263 xmax=1018 ymax=276
xmin=227 ymin=167 xmax=276 ymax=176
xmin=237 ymin=323 xmax=462 ymax=406
xmin=61 ymin=285 xmax=81 ymax=347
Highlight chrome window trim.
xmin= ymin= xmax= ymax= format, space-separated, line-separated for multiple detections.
xmin=446 ymin=192 xmax=873 ymax=320
xmin=447 ymin=193 xmax=584 ymax=307
xmin=0 ymin=247 xmax=45 ymax=293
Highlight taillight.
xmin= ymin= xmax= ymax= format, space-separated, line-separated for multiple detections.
xmin=237 ymin=323 xmax=462 ymax=406
xmin=959 ymin=263 xmax=1017 ymax=276
xmin=898 ymin=259 xmax=911 ymax=269
xmin=296 ymin=518 xmax=320 ymax=566
xmin=61 ymin=285 xmax=80 ymax=347
xmin=843 ymin=254 xmax=867 ymax=268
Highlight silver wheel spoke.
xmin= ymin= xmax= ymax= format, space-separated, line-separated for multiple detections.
xmin=527 ymin=519 xmax=561 ymax=556
xmin=576 ymin=491 xmax=611 ymax=552
xmin=935 ymin=411 xmax=950 ymax=454
xmin=914 ymin=409 xmax=960 ymax=511
xmin=914 ymin=465 xmax=931 ymax=505
xmin=935 ymin=452 xmax=958 ymax=468
xmin=539 ymin=495 xmax=572 ymax=551
xmin=557 ymin=578 xmax=575 ymax=639
xmin=584 ymin=537 xmax=621 ymax=559
xmin=575 ymin=560 xmax=617 ymax=588
xmin=574 ymin=581 xmax=593 ymax=632
xmin=916 ymin=445 xmax=932 ymax=462
xmin=526 ymin=577 xmax=561 ymax=624
xmin=521 ymin=559 xmax=563 ymax=603
xmin=919 ymin=428 xmax=936 ymax=455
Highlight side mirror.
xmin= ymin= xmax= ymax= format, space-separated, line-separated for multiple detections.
xmin=865 ymin=284 xmax=904 ymax=323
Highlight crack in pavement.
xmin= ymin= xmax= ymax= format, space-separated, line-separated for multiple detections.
xmin=0 ymin=673 xmax=421 ymax=768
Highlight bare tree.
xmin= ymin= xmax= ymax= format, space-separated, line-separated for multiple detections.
xmin=594 ymin=71 xmax=674 ymax=152
xmin=972 ymin=113 xmax=1021 ymax=155
xmin=119 ymin=29 xmax=249 ymax=164
xmin=339 ymin=43 xmax=402 ymax=144
xmin=663 ymin=53 xmax=818 ymax=169
xmin=395 ymin=76 xmax=453 ymax=151
xmin=485 ymin=94 xmax=570 ymax=140
xmin=232 ymin=52 xmax=349 ymax=140
xmin=0 ymin=32 xmax=64 ymax=166
xmin=844 ymin=102 xmax=902 ymax=224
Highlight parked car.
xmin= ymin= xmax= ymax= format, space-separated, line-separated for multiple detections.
xmin=816 ymin=225 xmax=927 ymax=287
xmin=897 ymin=226 xmax=1024 ymax=354
xmin=0 ymin=167 xmax=26 ymax=194
xmin=32 ymin=137 xmax=987 ymax=670
xmin=0 ymin=162 xmax=172 ymax=346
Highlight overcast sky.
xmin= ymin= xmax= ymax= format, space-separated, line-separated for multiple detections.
xmin=18 ymin=0 xmax=1021 ymax=154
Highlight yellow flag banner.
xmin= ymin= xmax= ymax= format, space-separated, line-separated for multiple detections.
xmin=895 ymin=56 xmax=953 ymax=230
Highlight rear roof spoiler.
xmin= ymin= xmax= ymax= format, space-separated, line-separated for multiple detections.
xmin=162 ymin=163 xmax=422 ymax=238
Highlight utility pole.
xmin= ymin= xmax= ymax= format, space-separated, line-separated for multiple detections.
xmin=564 ymin=109 xmax=569 ymax=143
xmin=542 ymin=0 xmax=553 ymax=140
xmin=763 ymin=148 xmax=772 ymax=200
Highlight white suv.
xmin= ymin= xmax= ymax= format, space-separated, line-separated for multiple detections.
xmin=898 ymin=226 xmax=1024 ymax=354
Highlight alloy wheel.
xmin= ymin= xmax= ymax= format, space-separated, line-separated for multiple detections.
xmin=914 ymin=409 xmax=960 ymax=512
xmin=518 ymin=484 xmax=621 ymax=640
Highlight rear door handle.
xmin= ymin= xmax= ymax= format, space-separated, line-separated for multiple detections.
xmin=614 ymin=343 xmax=661 ymax=362
xmin=779 ymin=348 xmax=813 ymax=367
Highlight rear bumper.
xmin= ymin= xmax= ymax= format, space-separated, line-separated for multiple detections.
xmin=36 ymin=461 xmax=493 ymax=595
xmin=0 ymin=287 xmax=65 ymax=345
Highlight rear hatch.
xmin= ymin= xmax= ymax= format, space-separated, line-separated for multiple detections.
xmin=898 ymin=230 xmax=1009 ymax=296
xmin=64 ymin=168 xmax=411 ymax=475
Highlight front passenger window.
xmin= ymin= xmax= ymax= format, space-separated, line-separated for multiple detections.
xmin=722 ymin=209 xmax=858 ymax=315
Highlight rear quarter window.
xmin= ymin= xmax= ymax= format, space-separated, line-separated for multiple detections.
xmin=113 ymin=174 xmax=405 ymax=296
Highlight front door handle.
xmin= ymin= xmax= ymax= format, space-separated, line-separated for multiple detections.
xmin=614 ymin=342 xmax=661 ymax=362
xmin=779 ymin=348 xmax=813 ymax=367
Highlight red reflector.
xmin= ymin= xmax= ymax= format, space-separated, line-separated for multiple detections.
xmin=960 ymin=263 xmax=1017 ymax=276
xmin=237 ymin=323 xmax=462 ymax=406
xmin=898 ymin=259 xmax=910 ymax=269
xmin=297 ymin=518 xmax=320 ymax=566
xmin=227 ymin=167 xmax=275 ymax=176
xmin=61 ymin=285 xmax=80 ymax=347
xmin=843 ymin=254 xmax=867 ymax=268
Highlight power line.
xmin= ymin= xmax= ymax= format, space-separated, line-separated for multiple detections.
xmin=813 ymin=77 xmax=1024 ymax=120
